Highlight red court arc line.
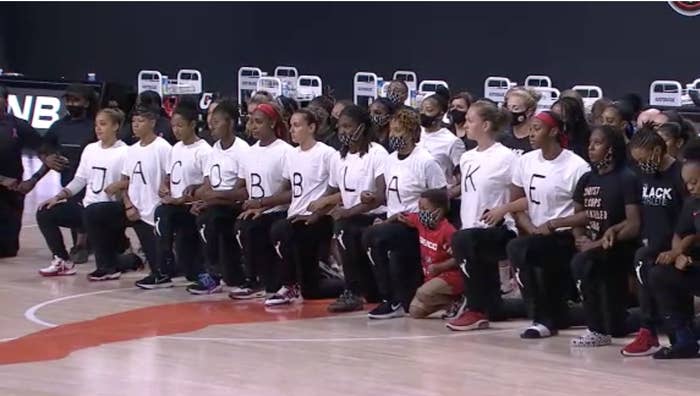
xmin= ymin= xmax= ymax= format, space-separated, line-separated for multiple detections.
xmin=0 ymin=299 xmax=338 ymax=366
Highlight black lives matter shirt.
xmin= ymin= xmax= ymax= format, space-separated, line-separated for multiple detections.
xmin=496 ymin=127 xmax=532 ymax=157
xmin=42 ymin=116 xmax=96 ymax=186
xmin=574 ymin=168 xmax=640 ymax=241
xmin=636 ymin=161 xmax=687 ymax=253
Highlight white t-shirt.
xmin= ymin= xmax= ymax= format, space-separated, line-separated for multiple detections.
xmin=418 ymin=127 xmax=466 ymax=184
xmin=66 ymin=140 xmax=128 ymax=207
xmin=205 ymin=138 xmax=250 ymax=192
xmin=284 ymin=141 xmax=336 ymax=218
xmin=122 ymin=137 xmax=172 ymax=226
xmin=329 ymin=142 xmax=388 ymax=215
xmin=241 ymin=139 xmax=294 ymax=214
xmin=459 ymin=142 xmax=517 ymax=231
xmin=384 ymin=146 xmax=447 ymax=217
xmin=512 ymin=149 xmax=590 ymax=227
xmin=168 ymin=139 xmax=212 ymax=199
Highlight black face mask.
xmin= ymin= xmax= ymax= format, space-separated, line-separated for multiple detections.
xmin=66 ymin=105 xmax=86 ymax=118
xmin=510 ymin=111 xmax=527 ymax=126
xmin=449 ymin=110 xmax=466 ymax=125
xmin=420 ymin=114 xmax=439 ymax=128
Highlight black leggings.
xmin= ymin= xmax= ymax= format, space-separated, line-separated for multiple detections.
xmin=634 ymin=245 xmax=663 ymax=332
xmin=570 ymin=244 xmax=636 ymax=336
xmin=451 ymin=226 xmax=516 ymax=316
xmin=362 ymin=221 xmax=423 ymax=309
xmin=196 ymin=204 xmax=242 ymax=285
xmin=83 ymin=201 xmax=157 ymax=274
xmin=507 ymin=232 xmax=577 ymax=330
xmin=650 ymin=263 xmax=700 ymax=331
xmin=0 ymin=189 xmax=23 ymax=258
xmin=269 ymin=215 xmax=341 ymax=298
xmin=234 ymin=211 xmax=287 ymax=292
xmin=334 ymin=214 xmax=384 ymax=301
xmin=36 ymin=200 xmax=85 ymax=261
xmin=154 ymin=204 xmax=203 ymax=280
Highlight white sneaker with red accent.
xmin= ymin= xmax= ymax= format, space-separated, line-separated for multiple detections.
xmin=264 ymin=284 xmax=303 ymax=306
xmin=39 ymin=256 xmax=77 ymax=277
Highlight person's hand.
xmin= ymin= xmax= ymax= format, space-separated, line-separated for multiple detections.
xmin=426 ymin=264 xmax=443 ymax=277
xmin=533 ymin=222 xmax=552 ymax=236
xmin=656 ymin=249 xmax=681 ymax=265
xmin=575 ymin=235 xmax=593 ymax=251
xmin=125 ymin=206 xmax=140 ymax=222
xmin=201 ymin=189 xmax=219 ymax=203
xmin=15 ymin=178 xmax=38 ymax=194
xmin=579 ymin=241 xmax=599 ymax=252
xmin=674 ymin=254 xmax=692 ymax=271
xmin=161 ymin=195 xmax=177 ymax=205
xmin=39 ymin=196 xmax=64 ymax=210
xmin=602 ymin=228 xmax=617 ymax=250
xmin=189 ymin=201 xmax=207 ymax=215
xmin=307 ymin=197 xmax=330 ymax=213
xmin=158 ymin=184 xmax=171 ymax=198
xmin=44 ymin=154 xmax=69 ymax=171
xmin=396 ymin=212 xmax=412 ymax=226
xmin=0 ymin=177 xmax=19 ymax=190
xmin=104 ymin=182 xmax=121 ymax=196
xmin=238 ymin=208 xmax=264 ymax=220
xmin=291 ymin=213 xmax=322 ymax=225
xmin=360 ymin=191 xmax=377 ymax=205
xmin=183 ymin=184 xmax=199 ymax=199
xmin=329 ymin=206 xmax=350 ymax=221
xmin=243 ymin=198 xmax=263 ymax=211
xmin=481 ymin=207 xmax=506 ymax=227
xmin=372 ymin=217 xmax=384 ymax=225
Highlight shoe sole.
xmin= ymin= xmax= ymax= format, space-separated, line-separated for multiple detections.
xmin=621 ymin=346 xmax=662 ymax=357
xmin=187 ymin=286 xmax=223 ymax=295
xmin=229 ymin=291 xmax=267 ymax=300
xmin=136 ymin=282 xmax=174 ymax=290
xmin=446 ymin=320 xmax=490 ymax=331
xmin=264 ymin=298 xmax=303 ymax=307
xmin=368 ymin=311 xmax=406 ymax=320
xmin=39 ymin=269 xmax=78 ymax=277
xmin=88 ymin=273 xmax=122 ymax=281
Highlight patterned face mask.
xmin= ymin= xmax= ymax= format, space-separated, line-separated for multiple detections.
xmin=419 ymin=210 xmax=439 ymax=229
xmin=388 ymin=135 xmax=407 ymax=152
xmin=638 ymin=158 xmax=660 ymax=174
xmin=339 ymin=125 xmax=364 ymax=147
xmin=371 ymin=114 xmax=390 ymax=127
xmin=594 ymin=148 xmax=614 ymax=171
xmin=387 ymin=91 xmax=403 ymax=106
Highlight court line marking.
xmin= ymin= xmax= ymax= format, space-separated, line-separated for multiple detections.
xmin=19 ymin=288 xmax=518 ymax=344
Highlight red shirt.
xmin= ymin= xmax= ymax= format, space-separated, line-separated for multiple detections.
xmin=405 ymin=214 xmax=464 ymax=294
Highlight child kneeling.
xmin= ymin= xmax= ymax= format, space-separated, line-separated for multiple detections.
xmin=399 ymin=189 xmax=464 ymax=318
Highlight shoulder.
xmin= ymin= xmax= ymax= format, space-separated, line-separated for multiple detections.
xmin=368 ymin=142 xmax=389 ymax=156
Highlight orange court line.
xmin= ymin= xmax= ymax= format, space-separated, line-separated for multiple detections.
xmin=0 ymin=299 xmax=338 ymax=366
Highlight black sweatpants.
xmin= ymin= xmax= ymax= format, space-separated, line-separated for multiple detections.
xmin=570 ymin=243 xmax=636 ymax=336
xmin=650 ymin=264 xmax=700 ymax=332
xmin=234 ymin=211 xmax=287 ymax=292
xmin=634 ymin=245 xmax=663 ymax=332
xmin=0 ymin=189 xmax=24 ymax=258
xmin=269 ymin=215 xmax=342 ymax=298
xmin=83 ymin=201 xmax=157 ymax=274
xmin=334 ymin=214 xmax=384 ymax=301
xmin=154 ymin=204 xmax=203 ymax=280
xmin=362 ymin=222 xmax=423 ymax=309
xmin=507 ymin=231 xmax=577 ymax=330
xmin=196 ymin=204 xmax=243 ymax=286
xmin=451 ymin=226 xmax=516 ymax=317
xmin=36 ymin=200 xmax=84 ymax=261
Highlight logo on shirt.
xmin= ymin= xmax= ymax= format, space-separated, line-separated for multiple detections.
xmin=419 ymin=235 xmax=438 ymax=251
xmin=642 ymin=185 xmax=673 ymax=206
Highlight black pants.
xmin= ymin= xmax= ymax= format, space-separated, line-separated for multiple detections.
xmin=571 ymin=244 xmax=636 ymax=336
xmin=36 ymin=200 xmax=85 ymax=261
xmin=270 ymin=215 xmax=341 ymax=298
xmin=0 ymin=189 xmax=24 ymax=258
xmin=83 ymin=202 xmax=157 ymax=273
xmin=334 ymin=214 xmax=384 ymax=301
xmin=634 ymin=245 xmax=663 ymax=332
xmin=196 ymin=204 xmax=243 ymax=285
xmin=362 ymin=222 xmax=423 ymax=309
xmin=234 ymin=211 xmax=287 ymax=292
xmin=507 ymin=232 xmax=577 ymax=330
xmin=451 ymin=226 xmax=516 ymax=316
xmin=650 ymin=264 xmax=700 ymax=332
xmin=154 ymin=204 xmax=203 ymax=280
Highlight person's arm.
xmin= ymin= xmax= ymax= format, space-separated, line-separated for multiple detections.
xmin=259 ymin=179 xmax=292 ymax=209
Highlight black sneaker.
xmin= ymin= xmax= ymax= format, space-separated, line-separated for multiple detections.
xmin=69 ymin=246 xmax=90 ymax=264
xmin=88 ymin=269 xmax=121 ymax=281
xmin=653 ymin=343 xmax=700 ymax=360
xmin=135 ymin=273 xmax=173 ymax=290
xmin=228 ymin=279 xmax=266 ymax=300
xmin=368 ymin=300 xmax=405 ymax=320
xmin=328 ymin=290 xmax=364 ymax=313
xmin=186 ymin=273 xmax=223 ymax=295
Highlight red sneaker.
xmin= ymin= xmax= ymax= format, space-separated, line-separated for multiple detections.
xmin=621 ymin=328 xmax=661 ymax=357
xmin=446 ymin=310 xmax=489 ymax=331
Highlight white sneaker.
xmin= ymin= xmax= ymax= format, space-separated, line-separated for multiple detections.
xmin=39 ymin=256 xmax=77 ymax=277
xmin=264 ymin=285 xmax=303 ymax=306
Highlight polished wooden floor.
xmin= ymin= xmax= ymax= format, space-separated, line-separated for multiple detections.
xmin=1 ymin=158 xmax=699 ymax=396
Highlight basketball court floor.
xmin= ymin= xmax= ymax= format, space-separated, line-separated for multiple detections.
xmin=1 ymin=157 xmax=699 ymax=396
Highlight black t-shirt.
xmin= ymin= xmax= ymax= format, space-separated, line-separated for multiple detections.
xmin=42 ymin=116 xmax=96 ymax=186
xmin=637 ymin=161 xmax=687 ymax=252
xmin=0 ymin=115 xmax=42 ymax=180
xmin=675 ymin=197 xmax=700 ymax=260
xmin=574 ymin=167 xmax=640 ymax=241
xmin=496 ymin=127 xmax=532 ymax=157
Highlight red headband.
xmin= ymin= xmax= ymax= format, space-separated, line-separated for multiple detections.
xmin=535 ymin=111 xmax=569 ymax=148
xmin=255 ymin=103 xmax=288 ymax=140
